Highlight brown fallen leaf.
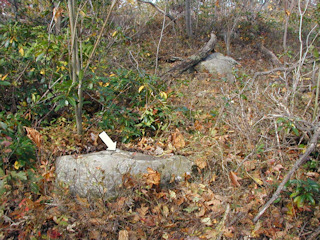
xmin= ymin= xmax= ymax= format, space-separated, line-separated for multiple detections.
xmin=229 ymin=171 xmax=242 ymax=187
xmin=143 ymin=167 xmax=161 ymax=187
xmin=118 ymin=230 xmax=129 ymax=240
xmin=172 ymin=128 xmax=185 ymax=149
xmin=273 ymin=164 xmax=284 ymax=172
xmin=24 ymin=126 xmax=42 ymax=149
xmin=195 ymin=157 xmax=207 ymax=169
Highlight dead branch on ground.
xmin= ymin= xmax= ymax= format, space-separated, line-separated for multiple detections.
xmin=256 ymin=43 xmax=282 ymax=67
xmin=253 ymin=122 xmax=320 ymax=223
xmin=252 ymin=66 xmax=296 ymax=81
xmin=161 ymin=32 xmax=217 ymax=79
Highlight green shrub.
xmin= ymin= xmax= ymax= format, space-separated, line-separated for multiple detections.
xmin=286 ymin=178 xmax=320 ymax=208
xmin=95 ymin=69 xmax=171 ymax=142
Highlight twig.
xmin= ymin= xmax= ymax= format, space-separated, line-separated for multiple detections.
xmin=129 ymin=50 xmax=142 ymax=76
xmin=83 ymin=0 xmax=118 ymax=76
xmin=308 ymin=225 xmax=320 ymax=240
xmin=252 ymin=66 xmax=296 ymax=81
xmin=235 ymin=151 xmax=255 ymax=172
xmin=155 ymin=2 xmax=166 ymax=75
xmin=216 ymin=204 xmax=230 ymax=240
xmin=36 ymin=76 xmax=63 ymax=105
xmin=253 ymin=122 xmax=320 ymax=223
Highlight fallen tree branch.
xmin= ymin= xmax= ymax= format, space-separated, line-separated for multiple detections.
xmin=161 ymin=32 xmax=217 ymax=78
xmin=256 ymin=43 xmax=282 ymax=67
xmin=252 ymin=66 xmax=296 ymax=81
xmin=253 ymin=122 xmax=320 ymax=223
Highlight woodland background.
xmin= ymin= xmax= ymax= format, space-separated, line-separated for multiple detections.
xmin=1 ymin=0 xmax=320 ymax=239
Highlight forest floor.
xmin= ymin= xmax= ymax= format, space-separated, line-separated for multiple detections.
xmin=1 ymin=39 xmax=320 ymax=240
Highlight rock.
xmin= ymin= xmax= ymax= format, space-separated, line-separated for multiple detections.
xmin=195 ymin=52 xmax=239 ymax=82
xmin=56 ymin=150 xmax=193 ymax=197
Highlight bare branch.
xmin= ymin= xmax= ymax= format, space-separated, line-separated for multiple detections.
xmin=253 ymin=122 xmax=320 ymax=223
xmin=137 ymin=0 xmax=175 ymax=22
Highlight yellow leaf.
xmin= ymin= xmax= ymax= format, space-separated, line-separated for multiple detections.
xmin=160 ymin=91 xmax=167 ymax=99
xmin=138 ymin=85 xmax=145 ymax=93
xmin=109 ymin=73 xmax=115 ymax=77
xmin=20 ymin=101 xmax=27 ymax=107
xmin=40 ymin=69 xmax=45 ymax=75
xmin=112 ymin=31 xmax=117 ymax=37
xmin=1 ymin=73 xmax=8 ymax=81
xmin=14 ymin=161 xmax=21 ymax=170
xmin=80 ymin=10 xmax=86 ymax=17
xmin=162 ymin=205 xmax=169 ymax=217
xmin=250 ymin=174 xmax=263 ymax=186
xmin=19 ymin=47 xmax=24 ymax=56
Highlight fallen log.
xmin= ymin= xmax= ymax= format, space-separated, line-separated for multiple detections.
xmin=256 ymin=43 xmax=282 ymax=67
xmin=162 ymin=32 xmax=217 ymax=79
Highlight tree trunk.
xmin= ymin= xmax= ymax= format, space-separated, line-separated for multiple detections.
xmin=283 ymin=0 xmax=295 ymax=52
xmin=68 ymin=0 xmax=83 ymax=135
xmin=185 ymin=0 xmax=192 ymax=38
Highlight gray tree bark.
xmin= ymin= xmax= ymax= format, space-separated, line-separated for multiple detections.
xmin=185 ymin=0 xmax=192 ymax=38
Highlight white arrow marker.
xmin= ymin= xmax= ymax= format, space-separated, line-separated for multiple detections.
xmin=99 ymin=131 xmax=117 ymax=151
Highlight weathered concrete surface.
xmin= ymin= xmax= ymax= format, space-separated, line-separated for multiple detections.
xmin=195 ymin=52 xmax=239 ymax=82
xmin=56 ymin=150 xmax=193 ymax=197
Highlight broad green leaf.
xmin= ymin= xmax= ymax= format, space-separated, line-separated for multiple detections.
xmin=0 ymin=81 xmax=10 ymax=86
xmin=290 ymin=191 xmax=299 ymax=198
xmin=66 ymin=96 xmax=76 ymax=107
xmin=292 ymin=127 xmax=299 ymax=136
xmin=0 ymin=121 xmax=8 ymax=130
xmin=0 ymin=168 xmax=4 ymax=177
xmin=30 ymin=182 xmax=40 ymax=194
xmin=10 ymin=171 xmax=27 ymax=181
xmin=313 ymin=48 xmax=319 ymax=58
xmin=36 ymin=52 xmax=45 ymax=62
xmin=183 ymin=205 xmax=198 ymax=213
xmin=306 ymin=193 xmax=315 ymax=205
